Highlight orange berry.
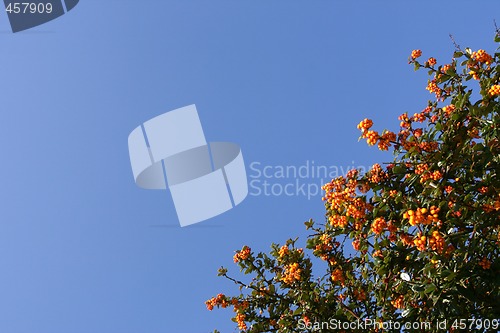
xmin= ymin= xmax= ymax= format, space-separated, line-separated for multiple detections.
xmin=440 ymin=64 xmax=453 ymax=73
xmin=442 ymin=104 xmax=456 ymax=116
xmin=471 ymin=49 xmax=493 ymax=65
xmin=411 ymin=49 xmax=422 ymax=59
xmin=233 ymin=246 xmax=251 ymax=262
xmin=371 ymin=217 xmax=387 ymax=235
xmin=357 ymin=118 xmax=373 ymax=132
xmin=488 ymin=85 xmax=500 ymax=97
xmin=365 ymin=130 xmax=379 ymax=146
xmin=391 ymin=295 xmax=405 ymax=309
xmin=479 ymin=257 xmax=491 ymax=270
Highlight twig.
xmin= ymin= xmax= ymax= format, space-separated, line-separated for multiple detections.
xmin=449 ymin=34 xmax=462 ymax=51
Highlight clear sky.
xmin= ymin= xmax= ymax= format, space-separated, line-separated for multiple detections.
xmin=1 ymin=1 xmax=499 ymax=332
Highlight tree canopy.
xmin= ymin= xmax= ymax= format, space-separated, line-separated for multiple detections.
xmin=206 ymin=32 xmax=500 ymax=333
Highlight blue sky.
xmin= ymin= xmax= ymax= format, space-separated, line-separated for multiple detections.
xmin=1 ymin=1 xmax=499 ymax=332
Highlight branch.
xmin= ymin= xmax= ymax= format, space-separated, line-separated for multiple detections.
xmin=449 ymin=34 xmax=462 ymax=52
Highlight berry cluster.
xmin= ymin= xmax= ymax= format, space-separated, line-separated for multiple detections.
xmin=391 ymin=295 xmax=405 ymax=309
xmin=427 ymin=57 xmax=437 ymax=66
xmin=471 ymin=49 xmax=493 ymax=65
xmin=426 ymin=79 xmax=442 ymax=98
xmin=330 ymin=268 xmax=345 ymax=285
xmin=235 ymin=313 xmax=247 ymax=331
xmin=329 ymin=214 xmax=348 ymax=228
xmin=428 ymin=231 xmax=445 ymax=252
xmin=281 ymin=262 xmax=302 ymax=284
xmin=205 ymin=293 xmax=229 ymax=311
xmin=233 ymin=246 xmax=252 ymax=263
xmin=371 ymin=217 xmax=387 ymax=235
xmin=488 ymin=84 xmax=500 ymax=97
xmin=357 ymin=118 xmax=373 ymax=132
xmin=278 ymin=245 xmax=289 ymax=258
xmin=442 ymin=104 xmax=456 ymax=116
xmin=364 ymin=130 xmax=379 ymax=146
xmin=403 ymin=206 xmax=440 ymax=226
xmin=479 ymin=257 xmax=491 ymax=270
xmin=411 ymin=49 xmax=422 ymax=59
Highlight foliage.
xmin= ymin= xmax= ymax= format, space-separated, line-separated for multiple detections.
xmin=206 ymin=33 xmax=500 ymax=333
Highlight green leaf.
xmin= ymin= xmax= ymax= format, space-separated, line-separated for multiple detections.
xmin=473 ymin=143 xmax=484 ymax=151
xmin=412 ymin=284 xmax=425 ymax=292
xmin=392 ymin=165 xmax=406 ymax=174
xmin=425 ymin=283 xmax=437 ymax=294
xmin=376 ymin=265 xmax=387 ymax=276
xmin=444 ymin=272 xmax=457 ymax=282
